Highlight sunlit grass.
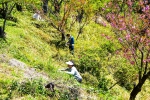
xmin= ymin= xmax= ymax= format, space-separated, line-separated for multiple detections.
xmin=0 ymin=7 xmax=150 ymax=100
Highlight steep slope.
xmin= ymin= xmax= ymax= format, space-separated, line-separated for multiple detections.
xmin=0 ymin=9 xmax=150 ymax=100
xmin=0 ymin=10 xmax=104 ymax=100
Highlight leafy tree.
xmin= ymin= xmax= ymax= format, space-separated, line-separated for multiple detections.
xmin=49 ymin=0 xmax=64 ymax=14
xmin=0 ymin=0 xmax=39 ymax=38
xmin=45 ymin=0 xmax=109 ymax=41
xmin=75 ymin=0 xmax=111 ymax=40
xmin=71 ymin=0 xmax=89 ymax=40
xmin=47 ymin=0 xmax=93 ymax=40
xmin=104 ymin=0 xmax=150 ymax=100
xmin=47 ymin=0 xmax=72 ymax=40
xmin=0 ymin=0 xmax=16 ymax=38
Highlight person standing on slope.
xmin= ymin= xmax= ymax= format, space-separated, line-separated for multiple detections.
xmin=66 ymin=34 xmax=74 ymax=55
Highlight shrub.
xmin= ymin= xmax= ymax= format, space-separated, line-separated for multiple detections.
xmin=18 ymin=79 xmax=46 ymax=96
xmin=82 ymin=72 xmax=99 ymax=87
xmin=114 ymin=65 xmax=136 ymax=91
xmin=78 ymin=54 xmax=102 ymax=77
xmin=0 ymin=80 xmax=19 ymax=100
xmin=98 ymin=75 xmax=110 ymax=91
xmin=101 ymin=42 xmax=116 ymax=54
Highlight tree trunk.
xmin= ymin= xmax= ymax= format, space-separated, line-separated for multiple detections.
xmin=3 ymin=14 xmax=7 ymax=31
xmin=76 ymin=9 xmax=84 ymax=23
xmin=2 ymin=2 xmax=8 ymax=31
xmin=53 ymin=0 xmax=63 ymax=14
xmin=129 ymin=71 xmax=150 ymax=100
xmin=61 ymin=32 xmax=65 ymax=41
xmin=0 ymin=26 xmax=5 ymax=38
xmin=54 ymin=0 xmax=60 ymax=13
xmin=2 ymin=2 xmax=15 ymax=32
xmin=108 ymin=81 xmax=120 ymax=90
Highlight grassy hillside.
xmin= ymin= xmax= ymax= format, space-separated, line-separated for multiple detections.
xmin=0 ymin=8 xmax=150 ymax=100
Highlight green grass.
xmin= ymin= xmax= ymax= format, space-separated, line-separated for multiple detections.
xmin=0 ymin=8 xmax=150 ymax=100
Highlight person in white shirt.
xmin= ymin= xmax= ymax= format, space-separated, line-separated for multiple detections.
xmin=61 ymin=61 xmax=82 ymax=83
xmin=32 ymin=11 xmax=41 ymax=20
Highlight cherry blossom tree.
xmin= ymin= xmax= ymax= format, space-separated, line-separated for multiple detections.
xmin=104 ymin=0 xmax=150 ymax=100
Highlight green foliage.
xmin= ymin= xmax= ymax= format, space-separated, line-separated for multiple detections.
xmin=98 ymin=75 xmax=110 ymax=91
xmin=59 ymin=91 xmax=70 ymax=100
xmin=10 ymin=80 xmax=18 ymax=91
xmin=78 ymin=53 xmax=102 ymax=77
xmin=50 ymin=40 xmax=67 ymax=50
xmin=0 ymin=79 xmax=18 ymax=100
xmin=0 ymin=79 xmax=49 ymax=100
xmin=1 ymin=0 xmax=149 ymax=99
xmin=0 ymin=39 xmax=9 ymax=49
xmin=100 ymin=41 xmax=116 ymax=54
xmin=114 ymin=65 xmax=137 ymax=91
xmin=88 ymin=0 xmax=110 ymax=12
xmin=77 ymin=39 xmax=117 ymax=77
xmin=18 ymin=79 xmax=46 ymax=96
xmin=82 ymin=72 xmax=99 ymax=87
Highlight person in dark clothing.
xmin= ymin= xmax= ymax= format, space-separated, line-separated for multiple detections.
xmin=66 ymin=34 xmax=74 ymax=55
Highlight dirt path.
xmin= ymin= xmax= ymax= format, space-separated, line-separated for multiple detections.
xmin=8 ymin=58 xmax=50 ymax=81
xmin=0 ymin=54 xmax=50 ymax=81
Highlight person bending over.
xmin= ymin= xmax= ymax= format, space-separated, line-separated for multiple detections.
xmin=61 ymin=61 xmax=82 ymax=83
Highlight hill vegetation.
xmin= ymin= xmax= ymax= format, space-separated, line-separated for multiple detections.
xmin=0 ymin=0 xmax=150 ymax=100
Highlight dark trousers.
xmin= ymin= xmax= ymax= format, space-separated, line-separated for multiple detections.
xmin=69 ymin=46 xmax=74 ymax=55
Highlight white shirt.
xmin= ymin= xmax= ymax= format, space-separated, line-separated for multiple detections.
xmin=33 ymin=13 xmax=41 ymax=20
xmin=66 ymin=66 xmax=82 ymax=80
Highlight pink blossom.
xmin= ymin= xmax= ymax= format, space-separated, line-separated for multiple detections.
xmin=143 ymin=60 xmax=147 ymax=63
xmin=142 ymin=7 xmax=146 ymax=12
xmin=146 ymin=29 xmax=150 ymax=34
xmin=102 ymin=22 xmax=106 ymax=27
xmin=111 ymin=23 xmax=116 ymax=28
xmin=111 ymin=14 xmax=115 ymax=19
xmin=101 ymin=34 xmax=105 ymax=36
xmin=106 ymin=14 xmax=110 ymax=20
xmin=140 ymin=15 xmax=145 ymax=19
xmin=102 ymin=8 xmax=105 ymax=11
xmin=133 ymin=35 xmax=139 ymax=40
xmin=106 ymin=36 xmax=111 ymax=40
xmin=126 ymin=55 xmax=132 ymax=59
xmin=140 ymin=37 xmax=144 ymax=42
xmin=142 ymin=6 xmax=149 ymax=12
xmin=119 ymin=19 xmax=123 ymax=22
xmin=147 ymin=59 xmax=150 ymax=62
xmin=127 ymin=0 xmax=132 ymax=7
xmin=143 ymin=59 xmax=150 ymax=63
xmin=132 ymin=48 xmax=136 ymax=52
xmin=130 ymin=61 xmax=135 ymax=65
xmin=126 ymin=33 xmax=131 ymax=40
xmin=145 ymin=5 xmax=150 ymax=10
xmin=143 ymin=0 xmax=148 ymax=4
xmin=132 ymin=25 xmax=136 ymax=29
xmin=115 ymin=50 xmax=120 ymax=54
xmin=146 ymin=40 xmax=150 ymax=43
xmin=118 ymin=38 xmax=123 ymax=42
xmin=119 ymin=23 xmax=126 ymax=30
xmin=119 ymin=27 xmax=126 ymax=30
xmin=139 ymin=0 xmax=144 ymax=5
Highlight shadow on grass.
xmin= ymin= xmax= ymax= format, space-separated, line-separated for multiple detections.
xmin=49 ymin=40 xmax=67 ymax=50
